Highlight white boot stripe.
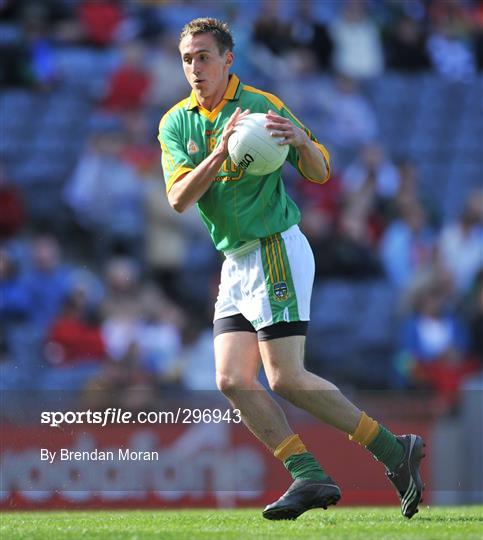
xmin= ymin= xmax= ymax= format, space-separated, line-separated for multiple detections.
xmin=402 ymin=479 xmax=416 ymax=513
xmin=402 ymin=482 xmax=418 ymax=514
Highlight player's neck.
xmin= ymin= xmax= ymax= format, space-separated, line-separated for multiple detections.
xmin=196 ymin=75 xmax=230 ymax=111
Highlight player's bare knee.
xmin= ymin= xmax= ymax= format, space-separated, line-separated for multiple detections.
xmin=267 ymin=368 xmax=306 ymax=397
xmin=216 ymin=374 xmax=253 ymax=396
xmin=267 ymin=373 xmax=293 ymax=397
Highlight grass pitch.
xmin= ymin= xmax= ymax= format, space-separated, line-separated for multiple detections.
xmin=1 ymin=507 xmax=482 ymax=539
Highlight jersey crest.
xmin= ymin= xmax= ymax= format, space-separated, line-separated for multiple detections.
xmin=187 ymin=139 xmax=199 ymax=155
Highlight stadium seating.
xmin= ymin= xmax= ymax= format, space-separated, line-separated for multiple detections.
xmin=1 ymin=54 xmax=481 ymax=391
xmin=307 ymin=280 xmax=398 ymax=387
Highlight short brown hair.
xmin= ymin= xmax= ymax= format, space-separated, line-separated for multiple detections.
xmin=180 ymin=18 xmax=234 ymax=54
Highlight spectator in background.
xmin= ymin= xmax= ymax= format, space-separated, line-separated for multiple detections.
xmin=0 ymin=1 xmax=59 ymax=89
xmin=77 ymin=0 xmax=124 ymax=48
xmin=385 ymin=16 xmax=431 ymax=72
xmin=99 ymin=256 xmax=184 ymax=395
xmin=24 ymin=235 xmax=72 ymax=333
xmin=100 ymin=257 xmax=180 ymax=361
xmin=83 ymin=344 xmax=158 ymax=412
xmin=300 ymin=163 xmax=383 ymax=282
xmin=296 ymin=169 xmax=344 ymax=227
xmin=23 ymin=15 xmax=59 ymax=89
xmin=467 ymin=272 xmax=483 ymax=368
xmin=0 ymin=167 xmax=25 ymax=241
xmin=289 ymin=1 xmax=333 ymax=70
xmin=177 ymin=322 xmax=217 ymax=391
xmin=41 ymin=287 xmax=107 ymax=391
xmin=306 ymin=203 xmax=383 ymax=281
xmin=45 ymin=289 xmax=106 ymax=368
xmin=0 ymin=246 xmax=45 ymax=391
xmin=471 ymin=0 xmax=483 ymax=70
xmin=394 ymin=157 xmax=421 ymax=210
xmin=101 ymin=40 xmax=151 ymax=112
xmin=396 ymin=285 xmax=478 ymax=410
xmin=64 ymin=130 xmax=145 ymax=262
xmin=426 ymin=0 xmax=476 ymax=81
xmin=145 ymin=32 xmax=190 ymax=111
xmin=400 ymin=245 xmax=456 ymax=317
xmin=394 ymin=157 xmax=439 ymax=228
xmin=274 ymin=48 xmax=325 ymax=119
xmin=0 ymin=39 xmax=33 ymax=88
xmin=143 ymin=166 xmax=203 ymax=302
xmin=439 ymin=191 xmax=483 ymax=292
xmin=100 ymin=256 xmax=149 ymax=361
xmin=0 ymin=327 xmax=14 ymax=389
xmin=330 ymin=0 xmax=384 ymax=79
xmin=134 ymin=298 xmax=183 ymax=386
xmin=342 ymin=142 xmax=401 ymax=234
xmin=252 ymin=0 xmax=292 ymax=57
xmin=120 ymin=110 xmax=159 ymax=175
xmin=0 ymin=247 xmax=31 ymax=329
xmin=320 ymin=74 xmax=378 ymax=167
xmin=380 ymin=202 xmax=436 ymax=289
xmin=342 ymin=142 xmax=400 ymax=202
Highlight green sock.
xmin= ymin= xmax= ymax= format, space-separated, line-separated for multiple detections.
xmin=366 ymin=425 xmax=404 ymax=471
xmin=283 ymin=452 xmax=328 ymax=481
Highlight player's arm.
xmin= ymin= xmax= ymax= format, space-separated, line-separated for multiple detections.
xmin=164 ymin=108 xmax=250 ymax=213
xmin=265 ymin=109 xmax=329 ymax=184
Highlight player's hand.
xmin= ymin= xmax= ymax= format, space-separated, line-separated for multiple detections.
xmin=265 ymin=110 xmax=309 ymax=148
xmin=219 ymin=107 xmax=251 ymax=155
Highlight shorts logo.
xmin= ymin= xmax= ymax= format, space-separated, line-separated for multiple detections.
xmin=251 ymin=316 xmax=263 ymax=327
xmin=273 ymin=281 xmax=288 ymax=301
xmin=187 ymin=139 xmax=199 ymax=154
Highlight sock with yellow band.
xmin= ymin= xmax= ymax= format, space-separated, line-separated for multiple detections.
xmin=349 ymin=412 xmax=404 ymax=471
xmin=274 ymin=434 xmax=328 ymax=481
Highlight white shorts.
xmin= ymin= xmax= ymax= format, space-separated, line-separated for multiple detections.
xmin=213 ymin=225 xmax=315 ymax=331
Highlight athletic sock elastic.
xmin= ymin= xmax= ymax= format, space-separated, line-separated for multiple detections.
xmin=349 ymin=412 xmax=404 ymax=472
xmin=283 ymin=452 xmax=328 ymax=481
xmin=366 ymin=425 xmax=404 ymax=471
xmin=274 ymin=434 xmax=328 ymax=481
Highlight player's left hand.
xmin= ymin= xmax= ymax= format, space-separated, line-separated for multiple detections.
xmin=265 ymin=110 xmax=309 ymax=148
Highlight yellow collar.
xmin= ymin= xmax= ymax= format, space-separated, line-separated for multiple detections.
xmin=187 ymin=73 xmax=240 ymax=112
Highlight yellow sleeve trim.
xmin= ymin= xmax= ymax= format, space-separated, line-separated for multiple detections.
xmin=242 ymin=85 xmax=284 ymax=111
xmin=159 ymin=97 xmax=191 ymax=130
xmin=298 ymin=142 xmax=331 ymax=184
xmin=166 ymin=166 xmax=193 ymax=193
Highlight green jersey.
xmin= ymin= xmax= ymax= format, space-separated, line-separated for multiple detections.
xmin=158 ymin=74 xmax=330 ymax=254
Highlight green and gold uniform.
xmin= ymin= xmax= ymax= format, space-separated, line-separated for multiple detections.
xmin=158 ymin=74 xmax=330 ymax=255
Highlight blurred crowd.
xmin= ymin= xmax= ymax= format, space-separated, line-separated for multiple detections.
xmin=1 ymin=0 xmax=482 ymax=414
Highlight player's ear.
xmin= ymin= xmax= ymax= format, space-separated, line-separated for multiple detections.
xmin=225 ymin=51 xmax=234 ymax=68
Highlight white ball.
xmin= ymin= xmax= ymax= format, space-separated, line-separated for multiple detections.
xmin=228 ymin=113 xmax=289 ymax=176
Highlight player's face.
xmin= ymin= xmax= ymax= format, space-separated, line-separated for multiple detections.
xmin=180 ymin=33 xmax=233 ymax=104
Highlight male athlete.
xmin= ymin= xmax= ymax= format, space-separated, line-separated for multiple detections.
xmin=159 ymin=18 xmax=425 ymax=520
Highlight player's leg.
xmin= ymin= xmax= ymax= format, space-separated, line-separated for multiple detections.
xmin=259 ymin=333 xmax=425 ymax=519
xmin=214 ymin=319 xmax=340 ymax=520
xmin=259 ymin=335 xmax=361 ymax=433
xmin=256 ymin=225 xmax=423 ymax=518
xmin=214 ymin=325 xmax=293 ymax=450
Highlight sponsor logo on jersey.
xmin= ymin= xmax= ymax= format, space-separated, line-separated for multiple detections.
xmin=273 ymin=281 xmax=288 ymax=301
xmin=187 ymin=139 xmax=199 ymax=154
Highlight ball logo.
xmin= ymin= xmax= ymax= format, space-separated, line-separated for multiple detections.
xmin=238 ymin=153 xmax=254 ymax=170
xmin=227 ymin=113 xmax=289 ymax=176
